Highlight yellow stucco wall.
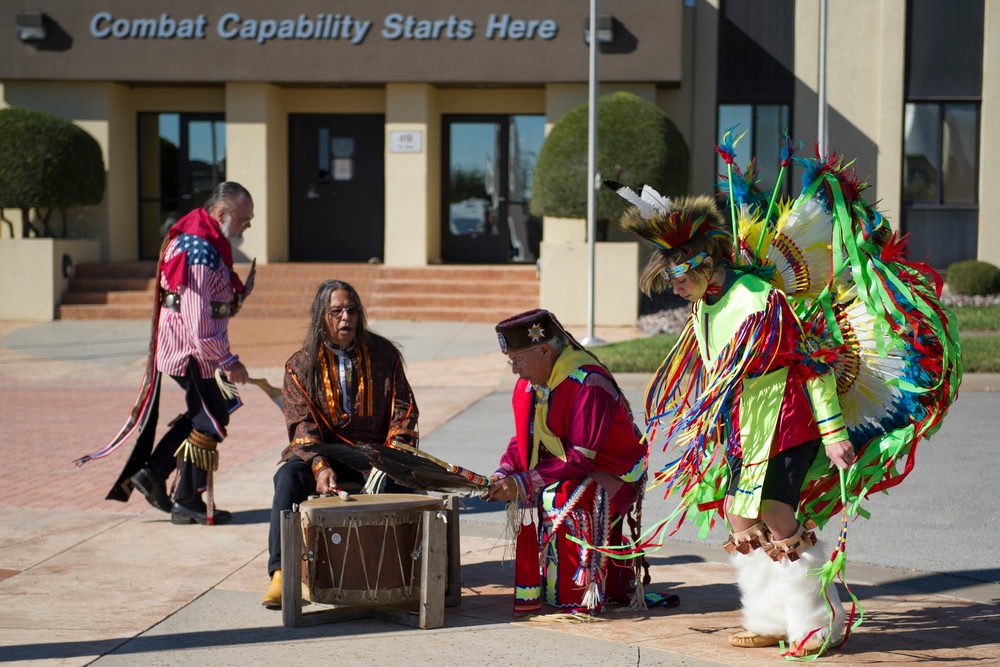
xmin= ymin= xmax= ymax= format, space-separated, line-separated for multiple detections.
xmin=980 ymin=0 xmax=1000 ymax=264
xmin=0 ymin=239 xmax=99 ymax=321
xmin=225 ymin=83 xmax=287 ymax=263
xmin=385 ymin=83 xmax=436 ymax=266
xmin=539 ymin=240 xmax=639 ymax=326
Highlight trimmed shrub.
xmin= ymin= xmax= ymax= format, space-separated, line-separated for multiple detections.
xmin=947 ymin=260 xmax=1000 ymax=296
xmin=531 ymin=91 xmax=688 ymax=221
xmin=0 ymin=106 xmax=106 ymax=237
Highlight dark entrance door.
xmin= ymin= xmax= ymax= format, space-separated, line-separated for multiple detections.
xmin=441 ymin=115 xmax=544 ymax=264
xmin=289 ymin=114 xmax=385 ymax=262
xmin=137 ymin=113 xmax=226 ymax=260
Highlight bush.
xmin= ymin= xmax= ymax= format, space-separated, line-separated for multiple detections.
xmin=947 ymin=260 xmax=1000 ymax=296
xmin=0 ymin=106 xmax=106 ymax=237
xmin=531 ymin=92 xmax=688 ymax=221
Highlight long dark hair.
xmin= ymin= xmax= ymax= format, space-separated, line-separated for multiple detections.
xmin=300 ymin=280 xmax=370 ymax=399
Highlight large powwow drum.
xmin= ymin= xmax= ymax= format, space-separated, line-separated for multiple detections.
xmin=299 ymin=494 xmax=443 ymax=606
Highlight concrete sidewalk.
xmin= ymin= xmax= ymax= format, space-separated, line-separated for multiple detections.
xmin=1 ymin=318 xmax=998 ymax=666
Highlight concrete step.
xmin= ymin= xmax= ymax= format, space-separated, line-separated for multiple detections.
xmin=57 ymin=304 xmax=150 ymax=320
xmin=375 ymin=278 xmax=539 ymax=296
xmin=370 ymin=293 xmax=538 ymax=310
xmin=74 ymin=261 xmax=156 ymax=278
xmin=378 ymin=265 xmax=538 ymax=282
xmin=59 ymin=262 xmax=539 ymax=323
xmin=69 ymin=277 xmax=158 ymax=292
xmin=367 ymin=306 xmax=527 ymax=322
xmin=61 ymin=291 xmax=153 ymax=306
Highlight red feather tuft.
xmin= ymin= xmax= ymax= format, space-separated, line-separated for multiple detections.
xmin=880 ymin=230 xmax=911 ymax=264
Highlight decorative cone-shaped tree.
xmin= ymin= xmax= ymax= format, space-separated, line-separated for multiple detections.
xmin=531 ymin=91 xmax=688 ymax=238
xmin=0 ymin=107 xmax=106 ymax=238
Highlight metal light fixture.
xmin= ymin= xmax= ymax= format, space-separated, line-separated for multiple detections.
xmin=583 ymin=15 xmax=614 ymax=45
xmin=16 ymin=12 xmax=47 ymax=41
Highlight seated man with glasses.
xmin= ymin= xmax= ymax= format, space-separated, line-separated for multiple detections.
xmin=262 ymin=279 xmax=419 ymax=609
xmin=483 ymin=309 xmax=648 ymax=617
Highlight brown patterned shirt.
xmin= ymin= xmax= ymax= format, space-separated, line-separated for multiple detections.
xmin=280 ymin=334 xmax=419 ymax=466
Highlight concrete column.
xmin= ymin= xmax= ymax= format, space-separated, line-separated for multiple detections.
xmin=874 ymin=0 xmax=907 ymax=228
xmin=385 ymin=83 xmax=438 ymax=266
xmin=980 ymin=0 xmax=1000 ymax=265
xmin=689 ymin=0 xmax=720 ymax=195
xmin=225 ymin=83 xmax=287 ymax=263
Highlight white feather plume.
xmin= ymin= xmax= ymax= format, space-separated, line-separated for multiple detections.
xmin=605 ymin=180 xmax=668 ymax=220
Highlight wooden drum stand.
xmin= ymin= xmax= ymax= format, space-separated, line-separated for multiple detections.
xmin=280 ymin=493 xmax=461 ymax=629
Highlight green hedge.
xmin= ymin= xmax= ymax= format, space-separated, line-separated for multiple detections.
xmin=0 ymin=106 xmax=105 ymax=235
xmin=947 ymin=260 xmax=1000 ymax=296
xmin=531 ymin=92 xmax=688 ymax=220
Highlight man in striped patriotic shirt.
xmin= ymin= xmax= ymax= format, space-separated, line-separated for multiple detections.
xmin=126 ymin=182 xmax=255 ymax=526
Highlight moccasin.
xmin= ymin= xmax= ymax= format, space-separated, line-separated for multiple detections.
xmin=728 ymin=630 xmax=784 ymax=648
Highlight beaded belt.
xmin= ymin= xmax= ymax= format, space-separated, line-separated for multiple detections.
xmin=161 ymin=291 xmax=233 ymax=318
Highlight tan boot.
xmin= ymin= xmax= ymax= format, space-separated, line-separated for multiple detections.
xmin=728 ymin=629 xmax=784 ymax=648
xmin=262 ymin=570 xmax=282 ymax=609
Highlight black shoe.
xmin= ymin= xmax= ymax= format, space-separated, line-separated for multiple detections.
xmin=130 ymin=468 xmax=172 ymax=513
xmin=171 ymin=499 xmax=232 ymax=525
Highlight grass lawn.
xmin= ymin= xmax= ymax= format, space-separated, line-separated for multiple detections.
xmin=951 ymin=305 xmax=1000 ymax=331
xmin=594 ymin=306 xmax=998 ymax=374
xmin=958 ymin=336 xmax=1000 ymax=373
xmin=593 ymin=335 xmax=677 ymax=373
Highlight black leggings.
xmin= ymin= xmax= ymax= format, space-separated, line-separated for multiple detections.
xmin=149 ymin=356 xmax=233 ymax=502
xmin=726 ymin=438 xmax=820 ymax=510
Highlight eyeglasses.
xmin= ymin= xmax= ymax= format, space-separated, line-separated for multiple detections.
xmin=225 ymin=207 xmax=253 ymax=228
xmin=327 ymin=306 xmax=359 ymax=319
xmin=506 ymin=346 xmax=543 ymax=368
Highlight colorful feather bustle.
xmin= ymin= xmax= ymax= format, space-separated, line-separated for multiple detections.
xmin=738 ymin=196 xmax=834 ymax=300
xmin=622 ymin=290 xmax=798 ymax=552
xmin=793 ymin=165 xmax=963 ymax=530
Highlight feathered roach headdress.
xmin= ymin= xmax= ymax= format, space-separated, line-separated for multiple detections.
xmin=606 ymin=180 xmax=732 ymax=297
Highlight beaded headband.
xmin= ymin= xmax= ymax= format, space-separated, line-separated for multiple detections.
xmin=659 ymin=251 xmax=709 ymax=284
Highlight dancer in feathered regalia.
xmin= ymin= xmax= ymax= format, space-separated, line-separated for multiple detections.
xmin=609 ymin=130 xmax=961 ymax=657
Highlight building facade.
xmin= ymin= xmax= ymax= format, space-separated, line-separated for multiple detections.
xmin=2 ymin=0 xmax=998 ymax=322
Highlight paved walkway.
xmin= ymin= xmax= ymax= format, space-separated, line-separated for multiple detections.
xmin=1 ymin=317 xmax=998 ymax=666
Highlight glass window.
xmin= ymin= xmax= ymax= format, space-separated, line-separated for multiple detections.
xmin=902 ymin=103 xmax=940 ymax=203
xmin=442 ymin=114 xmax=544 ymax=263
xmin=942 ymin=104 xmax=978 ymax=204
xmin=900 ymin=0 xmax=984 ymax=269
xmin=906 ymin=0 xmax=984 ymax=99
xmin=718 ymin=0 xmax=794 ymax=104
xmin=510 ymin=115 xmax=545 ymax=206
xmin=137 ymin=113 xmax=225 ymax=259
xmin=447 ymin=122 xmax=498 ymax=238
xmin=903 ymin=102 xmax=979 ymax=206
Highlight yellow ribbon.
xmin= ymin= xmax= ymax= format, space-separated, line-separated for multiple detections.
xmin=530 ymin=348 xmax=602 ymax=468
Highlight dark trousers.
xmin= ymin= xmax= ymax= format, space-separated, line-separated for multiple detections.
xmin=267 ymin=457 xmax=366 ymax=576
xmin=149 ymin=357 xmax=232 ymax=503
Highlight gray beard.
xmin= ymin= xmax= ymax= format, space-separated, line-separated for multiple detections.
xmin=220 ymin=216 xmax=244 ymax=248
